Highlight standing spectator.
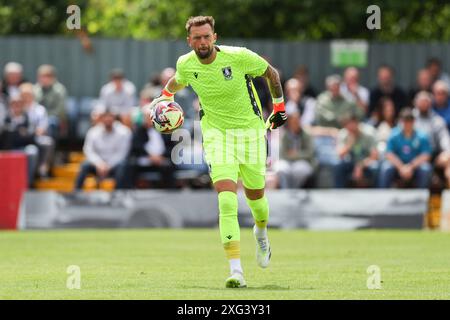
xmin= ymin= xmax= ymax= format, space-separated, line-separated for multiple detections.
xmin=129 ymin=112 xmax=176 ymax=188
xmin=34 ymin=64 xmax=68 ymax=139
xmin=432 ymin=80 xmax=450 ymax=131
xmin=274 ymin=108 xmax=315 ymax=188
xmin=20 ymin=83 xmax=55 ymax=178
xmin=378 ymin=109 xmax=432 ymax=188
xmin=314 ymin=75 xmax=363 ymax=131
xmin=0 ymin=81 xmax=6 ymax=130
xmin=408 ymin=69 xmax=433 ymax=104
xmin=284 ymin=78 xmax=316 ymax=127
xmin=334 ymin=114 xmax=379 ymax=188
xmin=75 ymin=107 xmax=132 ymax=190
xmin=293 ymin=65 xmax=317 ymax=98
xmin=375 ymin=97 xmax=398 ymax=154
xmin=427 ymin=57 xmax=450 ymax=87
xmin=99 ymin=68 xmax=136 ymax=127
xmin=1 ymin=62 xmax=25 ymax=100
xmin=414 ymin=91 xmax=450 ymax=188
xmin=0 ymin=95 xmax=38 ymax=187
xmin=369 ymin=65 xmax=407 ymax=120
xmin=340 ymin=67 xmax=370 ymax=116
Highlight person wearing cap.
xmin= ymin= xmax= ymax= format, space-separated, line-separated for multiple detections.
xmin=34 ymin=64 xmax=68 ymax=139
xmin=99 ymin=68 xmax=136 ymax=127
xmin=414 ymin=91 xmax=450 ymax=188
xmin=1 ymin=62 xmax=25 ymax=99
xmin=334 ymin=113 xmax=379 ymax=188
xmin=274 ymin=105 xmax=316 ymax=188
xmin=378 ymin=108 xmax=432 ymax=188
xmin=74 ymin=107 xmax=132 ymax=190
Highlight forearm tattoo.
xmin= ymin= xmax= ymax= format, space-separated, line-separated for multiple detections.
xmin=263 ymin=65 xmax=283 ymax=98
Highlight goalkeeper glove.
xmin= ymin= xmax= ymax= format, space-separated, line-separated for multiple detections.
xmin=266 ymin=97 xmax=287 ymax=130
xmin=143 ymin=87 xmax=175 ymax=118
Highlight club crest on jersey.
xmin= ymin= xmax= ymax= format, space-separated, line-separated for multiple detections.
xmin=222 ymin=66 xmax=233 ymax=80
xmin=194 ymin=72 xmax=198 ymax=79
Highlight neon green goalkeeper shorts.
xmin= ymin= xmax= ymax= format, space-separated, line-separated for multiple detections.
xmin=201 ymin=117 xmax=267 ymax=190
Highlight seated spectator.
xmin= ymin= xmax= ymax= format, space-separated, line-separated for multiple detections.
xmin=432 ymin=80 xmax=450 ymax=131
xmin=340 ymin=67 xmax=369 ymax=116
xmin=99 ymin=69 xmax=136 ymax=127
xmin=408 ymin=68 xmax=433 ymax=104
xmin=20 ymin=83 xmax=55 ymax=178
xmin=0 ymin=95 xmax=38 ymax=187
xmin=129 ymin=111 xmax=176 ymax=188
xmin=1 ymin=62 xmax=25 ymax=100
xmin=34 ymin=64 xmax=68 ymax=139
xmin=378 ymin=109 xmax=432 ymax=188
xmin=334 ymin=114 xmax=379 ymax=188
xmin=75 ymin=107 xmax=132 ymax=190
xmin=293 ymin=65 xmax=317 ymax=98
xmin=274 ymin=108 xmax=315 ymax=188
xmin=0 ymin=82 xmax=6 ymax=130
xmin=284 ymin=78 xmax=316 ymax=127
xmin=427 ymin=57 xmax=450 ymax=87
xmin=313 ymin=75 xmax=363 ymax=134
xmin=375 ymin=97 xmax=398 ymax=154
xmin=369 ymin=65 xmax=407 ymax=121
xmin=413 ymin=91 xmax=450 ymax=188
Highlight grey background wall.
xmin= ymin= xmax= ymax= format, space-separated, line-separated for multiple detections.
xmin=1 ymin=36 xmax=449 ymax=98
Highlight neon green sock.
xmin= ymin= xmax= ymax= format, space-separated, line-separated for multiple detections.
xmin=218 ymin=191 xmax=240 ymax=244
xmin=246 ymin=196 xmax=269 ymax=228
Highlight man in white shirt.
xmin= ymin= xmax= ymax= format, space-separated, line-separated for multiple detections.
xmin=75 ymin=107 xmax=132 ymax=190
xmin=99 ymin=69 xmax=136 ymax=127
xmin=340 ymin=67 xmax=369 ymax=117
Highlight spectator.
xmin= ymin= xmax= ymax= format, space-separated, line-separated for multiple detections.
xmin=408 ymin=68 xmax=433 ymax=104
xmin=293 ymin=65 xmax=317 ymax=98
xmin=369 ymin=65 xmax=407 ymax=120
xmin=378 ymin=109 xmax=432 ymax=188
xmin=413 ymin=91 xmax=450 ymax=188
xmin=99 ymin=68 xmax=136 ymax=127
xmin=314 ymin=75 xmax=363 ymax=131
xmin=34 ymin=64 xmax=68 ymax=139
xmin=75 ymin=107 xmax=132 ymax=190
xmin=1 ymin=62 xmax=25 ymax=100
xmin=334 ymin=114 xmax=379 ymax=188
xmin=0 ymin=81 xmax=6 ymax=130
xmin=20 ymin=83 xmax=55 ymax=178
xmin=284 ymin=78 xmax=316 ymax=127
xmin=129 ymin=111 xmax=176 ymax=188
xmin=340 ymin=67 xmax=369 ymax=116
xmin=427 ymin=57 xmax=450 ymax=87
xmin=274 ymin=107 xmax=315 ymax=188
xmin=432 ymin=80 xmax=450 ymax=131
xmin=375 ymin=97 xmax=398 ymax=154
xmin=0 ymin=95 xmax=38 ymax=187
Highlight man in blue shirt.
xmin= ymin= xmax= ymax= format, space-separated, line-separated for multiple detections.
xmin=378 ymin=109 xmax=432 ymax=188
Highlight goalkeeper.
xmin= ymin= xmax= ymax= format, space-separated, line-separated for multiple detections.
xmin=146 ymin=16 xmax=287 ymax=288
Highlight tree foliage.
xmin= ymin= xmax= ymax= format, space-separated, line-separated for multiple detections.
xmin=1 ymin=0 xmax=450 ymax=41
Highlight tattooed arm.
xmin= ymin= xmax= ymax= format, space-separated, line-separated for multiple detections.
xmin=262 ymin=65 xmax=283 ymax=99
xmin=262 ymin=65 xmax=287 ymax=129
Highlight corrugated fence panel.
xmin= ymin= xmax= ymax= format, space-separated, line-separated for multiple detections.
xmin=1 ymin=36 xmax=449 ymax=97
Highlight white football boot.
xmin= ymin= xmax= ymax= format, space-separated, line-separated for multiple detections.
xmin=253 ymin=225 xmax=271 ymax=268
xmin=225 ymin=272 xmax=247 ymax=288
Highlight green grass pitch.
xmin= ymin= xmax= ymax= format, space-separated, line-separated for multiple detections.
xmin=0 ymin=229 xmax=449 ymax=299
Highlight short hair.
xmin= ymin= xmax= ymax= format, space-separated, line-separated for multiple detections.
xmin=326 ymin=74 xmax=341 ymax=87
xmin=37 ymin=64 xmax=56 ymax=76
xmin=185 ymin=16 xmax=215 ymax=34
xmin=378 ymin=64 xmax=395 ymax=74
xmin=433 ymin=80 xmax=449 ymax=93
xmin=19 ymin=82 xmax=34 ymax=95
xmin=399 ymin=108 xmax=414 ymax=121
xmin=427 ymin=57 xmax=442 ymax=67
xmin=4 ymin=62 xmax=23 ymax=75
xmin=110 ymin=68 xmax=124 ymax=80
xmin=414 ymin=91 xmax=433 ymax=105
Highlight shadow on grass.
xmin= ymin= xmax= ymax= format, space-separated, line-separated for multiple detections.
xmin=183 ymin=285 xmax=314 ymax=291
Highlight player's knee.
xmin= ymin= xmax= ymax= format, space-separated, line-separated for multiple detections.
xmin=244 ymin=188 xmax=264 ymax=200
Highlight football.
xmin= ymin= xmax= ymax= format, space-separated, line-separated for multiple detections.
xmin=151 ymin=101 xmax=184 ymax=134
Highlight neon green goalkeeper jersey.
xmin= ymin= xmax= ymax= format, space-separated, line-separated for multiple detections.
xmin=175 ymin=45 xmax=269 ymax=130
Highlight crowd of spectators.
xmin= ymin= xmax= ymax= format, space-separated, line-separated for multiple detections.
xmin=1 ymin=56 xmax=450 ymax=190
